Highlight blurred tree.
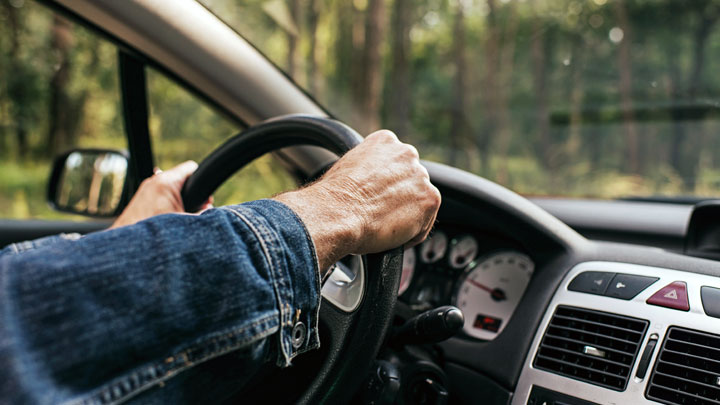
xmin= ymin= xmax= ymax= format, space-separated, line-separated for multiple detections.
xmin=388 ymin=0 xmax=412 ymax=141
xmin=286 ymin=0 xmax=300 ymax=77
xmin=2 ymin=1 xmax=29 ymax=157
xmin=530 ymin=5 xmax=552 ymax=172
xmin=448 ymin=0 xmax=467 ymax=166
xmin=353 ymin=0 xmax=385 ymax=134
xmin=306 ymin=0 xmax=321 ymax=95
xmin=48 ymin=15 xmax=77 ymax=157
xmin=615 ymin=0 xmax=639 ymax=174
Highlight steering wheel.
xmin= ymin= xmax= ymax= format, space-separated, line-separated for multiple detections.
xmin=181 ymin=114 xmax=403 ymax=404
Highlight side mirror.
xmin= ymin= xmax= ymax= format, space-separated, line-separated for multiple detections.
xmin=48 ymin=149 xmax=129 ymax=217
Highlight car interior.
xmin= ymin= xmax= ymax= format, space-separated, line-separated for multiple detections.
xmin=3 ymin=1 xmax=720 ymax=404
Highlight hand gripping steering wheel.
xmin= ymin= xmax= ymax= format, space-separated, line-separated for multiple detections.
xmin=181 ymin=114 xmax=402 ymax=404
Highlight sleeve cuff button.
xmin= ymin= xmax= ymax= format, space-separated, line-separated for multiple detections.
xmin=291 ymin=321 xmax=307 ymax=349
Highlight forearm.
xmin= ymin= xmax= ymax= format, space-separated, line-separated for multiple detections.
xmin=0 ymin=200 xmax=319 ymax=404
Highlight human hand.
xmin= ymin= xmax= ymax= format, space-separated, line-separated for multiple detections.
xmin=275 ymin=130 xmax=441 ymax=270
xmin=110 ymin=161 xmax=213 ymax=229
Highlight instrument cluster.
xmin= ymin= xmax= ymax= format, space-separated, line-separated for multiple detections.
xmin=399 ymin=226 xmax=535 ymax=341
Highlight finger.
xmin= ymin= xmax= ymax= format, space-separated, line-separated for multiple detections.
xmin=164 ymin=160 xmax=199 ymax=183
xmin=153 ymin=167 xmax=163 ymax=175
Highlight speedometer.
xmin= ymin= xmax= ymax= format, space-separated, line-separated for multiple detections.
xmin=454 ymin=251 xmax=534 ymax=340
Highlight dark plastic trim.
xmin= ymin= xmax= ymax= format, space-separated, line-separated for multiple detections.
xmin=119 ymin=51 xmax=154 ymax=191
xmin=684 ymin=200 xmax=720 ymax=260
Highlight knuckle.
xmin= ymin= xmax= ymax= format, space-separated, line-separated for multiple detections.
xmin=428 ymin=186 xmax=441 ymax=207
xmin=401 ymin=144 xmax=420 ymax=159
xmin=373 ymin=129 xmax=398 ymax=142
xmin=415 ymin=163 xmax=429 ymax=178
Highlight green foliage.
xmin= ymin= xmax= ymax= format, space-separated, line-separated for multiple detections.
xmin=5 ymin=0 xmax=720 ymax=222
xmin=204 ymin=0 xmax=720 ymax=198
xmin=0 ymin=0 xmax=295 ymax=220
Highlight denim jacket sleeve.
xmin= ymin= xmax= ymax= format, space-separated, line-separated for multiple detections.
xmin=0 ymin=199 xmax=321 ymax=404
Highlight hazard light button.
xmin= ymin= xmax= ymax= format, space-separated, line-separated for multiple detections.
xmin=646 ymin=281 xmax=689 ymax=311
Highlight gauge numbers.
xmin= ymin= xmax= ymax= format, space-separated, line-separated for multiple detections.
xmin=454 ymin=251 xmax=534 ymax=340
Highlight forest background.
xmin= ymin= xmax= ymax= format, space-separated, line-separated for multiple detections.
xmin=2 ymin=0 xmax=720 ymax=219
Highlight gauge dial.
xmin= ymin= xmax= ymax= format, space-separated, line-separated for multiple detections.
xmin=448 ymin=235 xmax=479 ymax=269
xmin=454 ymin=251 xmax=534 ymax=340
xmin=420 ymin=231 xmax=448 ymax=263
xmin=399 ymin=247 xmax=416 ymax=295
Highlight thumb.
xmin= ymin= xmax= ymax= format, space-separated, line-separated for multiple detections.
xmin=163 ymin=160 xmax=199 ymax=185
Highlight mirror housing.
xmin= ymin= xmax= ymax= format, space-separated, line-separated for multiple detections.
xmin=48 ymin=149 xmax=130 ymax=217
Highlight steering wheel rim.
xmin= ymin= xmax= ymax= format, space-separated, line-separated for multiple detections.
xmin=181 ymin=114 xmax=403 ymax=404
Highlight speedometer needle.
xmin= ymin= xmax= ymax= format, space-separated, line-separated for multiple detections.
xmin=467 ymin=279 xmax=507 ymax=301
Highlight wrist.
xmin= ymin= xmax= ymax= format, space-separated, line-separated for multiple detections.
xmin=273 ymin=184 xmax=362 ymax=272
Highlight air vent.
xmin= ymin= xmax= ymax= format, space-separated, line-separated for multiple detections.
xmin=533 ymin=305 xmax=649 ymax=391
xmin=646 ymin=327 xmax=720 ymax=405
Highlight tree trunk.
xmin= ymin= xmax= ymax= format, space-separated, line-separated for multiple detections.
xmin=332 ymin=0 xmax=356 ymax=103
xmin=530 ymin=16 xmax=551 ymax=171
xmin=389 ymin=0 xmax=411 ymax=141
xmin=567 ymin=35 xmax=585 ymax=159
xmin=48 ymin=15 xmax=74 ymax=157
xmin=286 ymin=0 xmax=300 ymax=78
xmin=353 ymin=0 xmax=385 ymax=135
xmin=615 ymin=0 xmax=639 ymax=174
xmin=478 ymin=0 xmax=501 ymax=176
xmin=3 ymin=2 xmax=27 ymax=158
xmin=306 ymin=0 xmax=320 ymax=96
xmin=448 ymin=1 xmax=467 ymax=166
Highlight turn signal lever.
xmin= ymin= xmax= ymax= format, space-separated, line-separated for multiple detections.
xmin=392 ymin=306 xmax=464 ymax=346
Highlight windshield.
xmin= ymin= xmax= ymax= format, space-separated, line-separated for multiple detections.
xmin=199 ymin=0 xmax=720 ymax=200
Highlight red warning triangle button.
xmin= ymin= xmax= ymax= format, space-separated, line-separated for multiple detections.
xmin=647 ymin=281 xmax=689 ymax=311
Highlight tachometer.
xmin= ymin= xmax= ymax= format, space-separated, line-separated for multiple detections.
xmin=399 ymin=247 xmax=416 ymax=295
xmin=454 ymin=251 xmax=534 ymax=340
xmin=420 ymin=231 xmax=448 ymax=263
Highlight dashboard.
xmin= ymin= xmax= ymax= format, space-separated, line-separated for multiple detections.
xmin=405 ymin=162 xmax=720 ymax=405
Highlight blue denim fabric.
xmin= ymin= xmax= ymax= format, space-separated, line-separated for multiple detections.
xmin=0 ymin=199 xmax=321 ymax=404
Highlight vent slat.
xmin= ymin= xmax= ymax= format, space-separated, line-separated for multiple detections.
xmin=658 ymin=359 xmax=719 ymax=376
xmin=535 ymin=354 xmax=629 ymax=379
xmin=543 ymin=331 xmax=637 ymax=358
xmin=548 ymin=323 xmax=641 ymax=346
xmin=653 ymin=370 xmax=720 ymax=397
xmin=661 ymin=348 xmax=720 ymax=374
xmin=539 ymin=344 xmax=632 ymax=369
xmin=551 ymin=314 xmax=645 ymax=336
xmin=648 ymin=384 xmax=720 ymax=405
xmin=534 ymin=306 xmax=648 ymax=392
xmin=665 ymin=337 xmax=720 ymax=362
xmin=647 ymin=326 xmax=720 ymax=405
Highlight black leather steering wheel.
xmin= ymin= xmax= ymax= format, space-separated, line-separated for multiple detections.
xmin=181 ymin=114 xmax=403 ymax=404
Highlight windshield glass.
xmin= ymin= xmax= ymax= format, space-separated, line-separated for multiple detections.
xmin=199 ymin=0 xmax=720 ymax=200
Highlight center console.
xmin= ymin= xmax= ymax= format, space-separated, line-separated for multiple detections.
xmin=513 ymin=261 xmax=720 ymax=405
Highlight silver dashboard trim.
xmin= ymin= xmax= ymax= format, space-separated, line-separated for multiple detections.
xmin=321 ymin=256 xmax=365 ymax=313
xmin=513 ymin=261 xmax=720 ymax=405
